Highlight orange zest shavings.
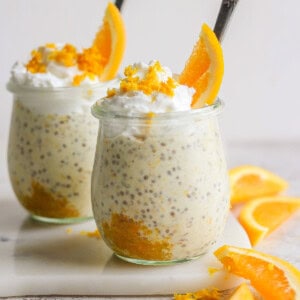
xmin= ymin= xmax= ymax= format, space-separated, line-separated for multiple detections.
xmin=25 ymin=2 xmax=126 ymax=86
xmin=174 ymin=283 xmax=255 ymax=300
xmin=19 ymin=180 xmax=79 ymax=218
xmin=48 ymin=43 xmax=78 ymax=67
xmin=26 ymin=43 xmax=78 ymax=74
xmin=179 ymin=23 xmax=224 ymax=108
xmin=102 ymin=213 xmax=172 ymax=261
xmin=26 ymin=49 xmax=47 ymax=74
xmin=80 ymin=229 xmax=101 ymax=239
xmin=174 ymin=288 xmax=221 ymax=300
xmin=65 ymin=228 xmax=73 ymax=234
xmin=107 ymin=61 xmax=178 ymax=98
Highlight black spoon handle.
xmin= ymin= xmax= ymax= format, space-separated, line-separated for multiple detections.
xmin=214 ymin=0 xmax=239 ymax=42
xmin=115 ymin=0 xmax=125 ymax=11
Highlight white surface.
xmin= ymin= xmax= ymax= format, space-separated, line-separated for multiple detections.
xmin=0 ymin=184 xmax=250 ymax=297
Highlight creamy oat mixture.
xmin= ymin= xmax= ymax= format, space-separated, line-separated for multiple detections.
xmin=8 ymin=99 xmax=98 ymax=219
xmin=91 ymin=61 xmax=230 ymax=262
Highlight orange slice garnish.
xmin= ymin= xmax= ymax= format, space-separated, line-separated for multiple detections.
xmin=238 ymin=196 xmax=300 ymax=246
xmin=214 ymin=245 xmax=300 ymax=300
xmin=93 ymin=2 xmax=126 ymax=81
xmin=179 ymin=23 xmax=224 ymax=108
xmin=229 ymin=165 xmax=288 ymax=205
xmin=228 ymin=283 xmax=255 ymax=300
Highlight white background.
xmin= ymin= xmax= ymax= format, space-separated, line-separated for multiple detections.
xmin=1 ymin=0 xmax=300 ymax=180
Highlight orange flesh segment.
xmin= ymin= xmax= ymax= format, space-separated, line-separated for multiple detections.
xmin=215 ymin=245 xmax=300 ymax=300
xmin=239 ymin=197 xmax=300 ymax=245
xmin=94 ymin=2 xmax=126 ymax=81
xmin=234 ymin=174 xmax=282 ymax=199
xmin=179 ymin=23 xmax=224 ymax=108
xmin=254 ymin=201 xmax=300 ymax=230
xmin=93 ymin=15 xmax=111 ymax=66
xmin=229 ymin=166 xmax=288 ymax=205
xmin=180 ymin=36 xmax=210 ymax=87
xmin=222 ymin=255 xmax=295 ymax=300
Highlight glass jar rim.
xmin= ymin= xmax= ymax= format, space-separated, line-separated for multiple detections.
xmin=91 ymin=98 xmax=224 ymax=121
xmin=6 ymin=80 xmax=112 ymax=96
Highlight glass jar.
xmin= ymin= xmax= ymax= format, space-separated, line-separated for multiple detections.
xmin=91 ymin=99 xmax=230 ymax=265
xmin=7 ymin=82 xmax=113 ymax=223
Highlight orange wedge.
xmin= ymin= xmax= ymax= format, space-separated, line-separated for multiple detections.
xmin=215 ymin=245 xmax=300 ymax=300
xmin=84 ymin=2 xmax=126 ymax=81
xmin=238 ymin=196 xmax=300 ymax=246
xmin=179 ymin=23 xmax=224 ymax=108
xmin=228 ymin=283 xmax=255 ymax=300
xmin=229 ymin=165 xmax=288 ymax=205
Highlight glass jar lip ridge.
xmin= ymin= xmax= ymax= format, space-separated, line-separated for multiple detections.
xmin=6 ymin=79 xmax=117 ymax=96
xmin=91 ymin=98 xmax=224 ymax=121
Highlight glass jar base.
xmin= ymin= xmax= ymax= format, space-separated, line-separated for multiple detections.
xmin=31 ymin=214 xmax=93 ymax=224
xmin=115 ymin=253 xmax=205 ymax=266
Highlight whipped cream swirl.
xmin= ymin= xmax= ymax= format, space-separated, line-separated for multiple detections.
xmin=98 ymin=61 xmax=195 ymax=114
xmin=9 ymin=44 xmax=103 ymax=88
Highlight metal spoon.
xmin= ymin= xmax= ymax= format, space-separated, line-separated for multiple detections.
xmin=115 ymin=0 xmax=125 ymax=11
xmin=115 ymin=0 xmax=238 ymax=39
xmin=214 ymin=0 xmax=239 ymax=42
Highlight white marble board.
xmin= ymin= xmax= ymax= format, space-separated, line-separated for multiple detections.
xmin=0 ymin=182 xmax=250 ymax=297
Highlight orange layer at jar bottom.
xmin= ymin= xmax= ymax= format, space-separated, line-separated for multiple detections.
xmin=17 ymin=180 xmax=80 ymax=218
xmin=102 ymin=213 xmax=173 ymax=261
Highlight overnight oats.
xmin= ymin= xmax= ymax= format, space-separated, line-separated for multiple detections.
xmin=7 ymin=3 xmax=126 ymax=223
xmin=91 ymin=58 xmax=230 ymax=264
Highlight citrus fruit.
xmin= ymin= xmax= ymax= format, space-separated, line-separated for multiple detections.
xmin=178 ymin=23 xmax=224 ymax=108
xmin=227 ymin=283 xmax=255 ymax=300
xmin=91 ymin=2 xmax=126 ymax=81
xmin=174 ymin=284 xmax=254 ymax=300
xmin=238 ymin=196 xmax=300 ymax=246
xmin=174 ymin=288 xmax=220 ymax=300
xmin=229 ymin=165 xmax=288 ymax=205
xmin=214 ymin=245 xmax=300 ymax=300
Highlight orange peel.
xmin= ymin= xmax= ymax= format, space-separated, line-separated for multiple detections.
xmin=229 ymin=165 xmax=288 ymax=205
xmin=238 ymin=196 xmax=300 ymax=246
xmin=179 ymin=23 xmax=224 ymax=108
xmin=215 ymin=245 xmax=300 ymax=300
